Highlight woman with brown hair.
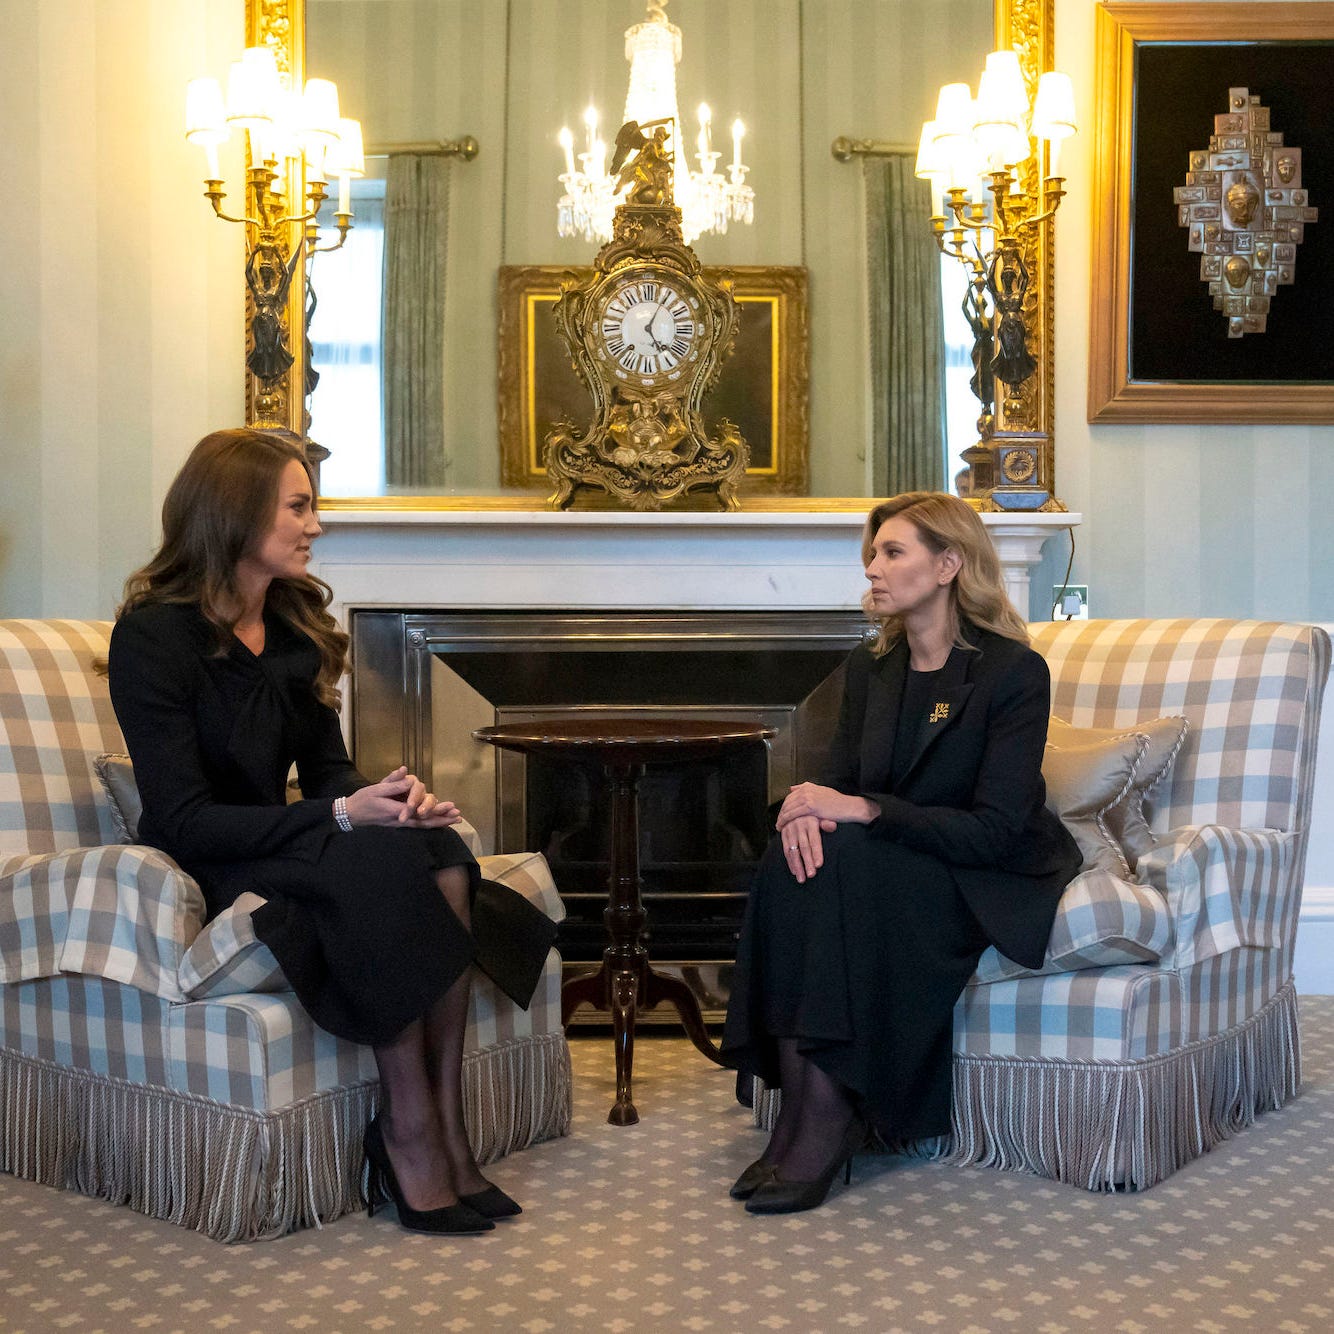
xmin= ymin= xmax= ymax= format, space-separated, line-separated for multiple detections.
xmin=107 ymin=428 xmax=554 ymax=1235
xmin=721 ymin=491 xmax=1081 ymax=1214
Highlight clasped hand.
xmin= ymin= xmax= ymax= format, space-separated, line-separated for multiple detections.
xmin=343 ymin=765 xmax=465 ymax=829
xmin=775 ymin=782 xmax=877 ymax=884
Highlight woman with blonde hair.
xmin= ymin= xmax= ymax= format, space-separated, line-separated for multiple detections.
xmin=721 ymin=491 xmax=1081 ymax=1214
xmin=107 ymin=429 xmax=554 ymax=1235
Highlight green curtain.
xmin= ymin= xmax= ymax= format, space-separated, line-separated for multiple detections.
xmin=864 ymin=155 xmax=946 ymax=497
xmin=383 ymin=155 xmax=451 ymax=489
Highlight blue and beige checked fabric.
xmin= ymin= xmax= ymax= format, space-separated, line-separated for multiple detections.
xmin=0 ymin=620 xmax=571 ymax=1237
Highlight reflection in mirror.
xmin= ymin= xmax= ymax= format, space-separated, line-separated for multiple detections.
xmin=301 ymin=0 xmax=998 ymax=504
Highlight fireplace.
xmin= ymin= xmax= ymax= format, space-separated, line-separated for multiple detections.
xmin=351 ymin=610 xmax=869 ymax=1019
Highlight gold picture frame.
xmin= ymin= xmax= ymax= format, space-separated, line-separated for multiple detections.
xmin=1088 ymin=1 xmax=1334 ymax=424
xmin=498 ymin=265 xmax=810 ymax=497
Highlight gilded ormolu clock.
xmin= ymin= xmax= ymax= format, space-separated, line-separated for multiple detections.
xmin=543 ymin=119 xmax=748 ymax=510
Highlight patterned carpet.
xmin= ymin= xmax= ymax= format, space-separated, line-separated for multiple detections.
xmin=2 ymin=998 xmax=1333 ymax=1333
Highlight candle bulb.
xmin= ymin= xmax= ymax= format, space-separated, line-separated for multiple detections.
xmin=559 ymin=126 xmax=576 ymax=177
xmin=732 ymin=119 xmax=744 ymax=170
xmin=583 ymin=105 xmax=598 ymax=157
xmin=205 ymin=142 xmax=220 ymax=179
xmin=697 ymin=102 xmax=711 ymax=155
xmin=338 ymin=172 xmax=350 ymax=214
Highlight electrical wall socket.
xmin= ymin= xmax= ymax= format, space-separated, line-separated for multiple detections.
xmin=1054 ymin=585 xmax=1089 ymax=620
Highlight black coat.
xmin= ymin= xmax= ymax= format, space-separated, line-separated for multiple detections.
xmin=107 ymin=600 xmax=556 ymax=1042
xmin=107 ymin=600 xmax=362 ymax=873
xmin=821 ymin=625 xmax=1081 ymax=969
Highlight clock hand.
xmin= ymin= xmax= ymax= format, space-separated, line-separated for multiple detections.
xmin=647 ymin=297 xmax=673 ymax=351
xmin=638 ymin=303 xmax=669 ymax=353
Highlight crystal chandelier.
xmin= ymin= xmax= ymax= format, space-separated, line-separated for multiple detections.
xmin=556 ymin=0 xmax=754 ymax=245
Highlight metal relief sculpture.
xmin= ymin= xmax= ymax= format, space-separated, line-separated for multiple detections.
xmin=1174 ymin=87 xmax=1318 ymax=337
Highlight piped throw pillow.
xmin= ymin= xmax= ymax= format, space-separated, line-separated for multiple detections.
xmin=1042 ymin=730 xmax=1148 ymax=877
xmin=94 ymin=752 xmax=142 ymax=843
xmin=971 ymin=866 xmax=1173 ymax=982
xmin=1049 ymin=714 xmax=1189 ymax=870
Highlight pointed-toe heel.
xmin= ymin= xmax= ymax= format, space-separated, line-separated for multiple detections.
xmin=459 ymin=1183 xmax=523 ymax=1219
xmin=729 ymin=1158 xmax=777 ymax=1200
xmin=362 ymin=1116 xmax=495 ymax=1235
xmin=744 ymin=1116 xmax=868 ymax=1216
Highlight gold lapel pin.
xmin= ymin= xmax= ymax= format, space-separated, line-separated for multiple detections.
xmin=930 ymin=702 xmax=950 ymax=723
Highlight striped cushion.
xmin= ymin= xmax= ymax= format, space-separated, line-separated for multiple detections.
xmin=0 ymin=620 xmax=122 ymax=858
xmin=0 ymin=844 xmax=203 ymax=999
xmin=972 ymin=867 xmax=1171 ymax=983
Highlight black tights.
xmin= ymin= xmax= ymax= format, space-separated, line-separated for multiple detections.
xmin=371 ymin=866 xmax=491 ymax=1210
xmin=762 ymin=1039 xmax=857 ymax=1181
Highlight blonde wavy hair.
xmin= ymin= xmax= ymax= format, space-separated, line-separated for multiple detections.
xmin=117 ymin=428 xmax=349 ymax=707
xmin=860 ymin=491 xmax=1029 ymax=656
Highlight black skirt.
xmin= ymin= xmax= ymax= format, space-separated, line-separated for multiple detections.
xmin=198 ymin=825 xmax=556 ymax=1047
xmin=721 ymin=823 xmax=990 ymax=1140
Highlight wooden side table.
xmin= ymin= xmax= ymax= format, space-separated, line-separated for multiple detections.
xmin=474 ymin=717 xmax=774 ymax=1125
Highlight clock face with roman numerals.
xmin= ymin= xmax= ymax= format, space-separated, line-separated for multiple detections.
xmin=594 ymin=272 xmax=700 ymax=388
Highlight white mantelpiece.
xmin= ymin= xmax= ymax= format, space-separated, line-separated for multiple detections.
xmin=311 ymin=508 xmax=1080 ymax=624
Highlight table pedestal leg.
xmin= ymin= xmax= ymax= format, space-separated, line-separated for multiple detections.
xmin=557 ymin=756 xmax=725 ymax=1125
xmin=605 ymin=761 xmax=646 ymax=1125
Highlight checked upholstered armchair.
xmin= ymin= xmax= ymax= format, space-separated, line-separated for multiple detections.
xmin=755 ymin=618 xmax=1329 ymax=1191
xmin=0 ymin=619 xmax=571 ymax=1241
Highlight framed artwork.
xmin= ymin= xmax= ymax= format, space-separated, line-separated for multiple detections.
xmin=498 ymin=265 xmax=810 ymax=495
xmin=1088 ymin=2 xmax=1334 ymax=423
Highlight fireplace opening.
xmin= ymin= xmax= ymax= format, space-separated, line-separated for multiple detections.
xmin=351 ymin=610 xmax=871 ymax=1019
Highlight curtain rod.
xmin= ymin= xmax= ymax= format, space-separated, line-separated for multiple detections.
xmin=831 ymin=136 xmax=917 ymax=162
xmin=365 ymin=137 xmax=479 ymax=161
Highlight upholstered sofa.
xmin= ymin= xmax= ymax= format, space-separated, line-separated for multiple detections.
xmin=0 ymin=619 xmax=571 ymax=1241
xmin=755 ymin=618 xmax=1329 ymax=1191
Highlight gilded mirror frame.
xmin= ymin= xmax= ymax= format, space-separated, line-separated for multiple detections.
xmin=249 ymin=0 xmax=1057 ymax=511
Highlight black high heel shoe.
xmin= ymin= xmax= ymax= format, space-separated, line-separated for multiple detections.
xmin=729 ymin=1158 xmax=777 ymax=1200
xmin=363 ymin=1117 xmax=494 ymax=1235
xmin=744 ymin=1116 xmax=869 ymax=1215
xmin=459 ymin=1183 xmax=523 ymax=1219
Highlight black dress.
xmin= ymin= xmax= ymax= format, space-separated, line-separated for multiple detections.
xmin=108 ymin=601 xmax=555 ymax=1047
xmin=720 ymin=626 xmax=1082 ymax=1141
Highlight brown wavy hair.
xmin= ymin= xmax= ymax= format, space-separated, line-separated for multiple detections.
xmin=118 ymin=428 xmax=349 ymax=707
xmin=860 ymin=491 xmax=1029 ymax=656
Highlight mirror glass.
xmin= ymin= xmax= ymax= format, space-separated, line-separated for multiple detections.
xmin=304 ymin=0 xmax=996 ymax=502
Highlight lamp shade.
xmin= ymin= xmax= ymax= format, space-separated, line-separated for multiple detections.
xmin=933 ymin=82 xmax=975 ymax=143
xmin=301 ymin=78 xmax=342 ymax=146
xmin=185 ymin=78 xmax=228 ymax=143
xmin=1033 ymin=71 xmax=1077 ymax=140
xmin=982 ymin=50 xmax=1028 ymax=121
xmin=915 ymin=120 xmax=945 ymax=180
xmin=225 ymin=45 xmax=280 ymax=130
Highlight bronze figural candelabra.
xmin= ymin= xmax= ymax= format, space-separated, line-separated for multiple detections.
xmin=932 ymin=164 xmax=1065 ymax=506
xmin=204 ymin=161 xmax=350 ymax=432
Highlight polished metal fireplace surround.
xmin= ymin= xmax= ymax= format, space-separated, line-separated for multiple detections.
xmin=351 ymin=610 xmax=869 ymax=1020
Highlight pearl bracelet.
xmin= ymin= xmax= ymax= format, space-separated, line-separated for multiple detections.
xmin=332 ymin=795 xmax=353 ymax=833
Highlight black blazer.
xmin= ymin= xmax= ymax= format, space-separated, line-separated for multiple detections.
xmin=107 ymin=601 xmax=364 ymax=872
xmin=821 ymin=625 xmax=1081 ymax=969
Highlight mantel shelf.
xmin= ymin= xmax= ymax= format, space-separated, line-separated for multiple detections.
xmin=312 ymin=508 xmax=1080 ymax=624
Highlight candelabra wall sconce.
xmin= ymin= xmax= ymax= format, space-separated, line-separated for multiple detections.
xmin=185 ymin=42 xmax=363 ymax=452
xmin=915 ymin=52 xmax=1076 ymax=509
